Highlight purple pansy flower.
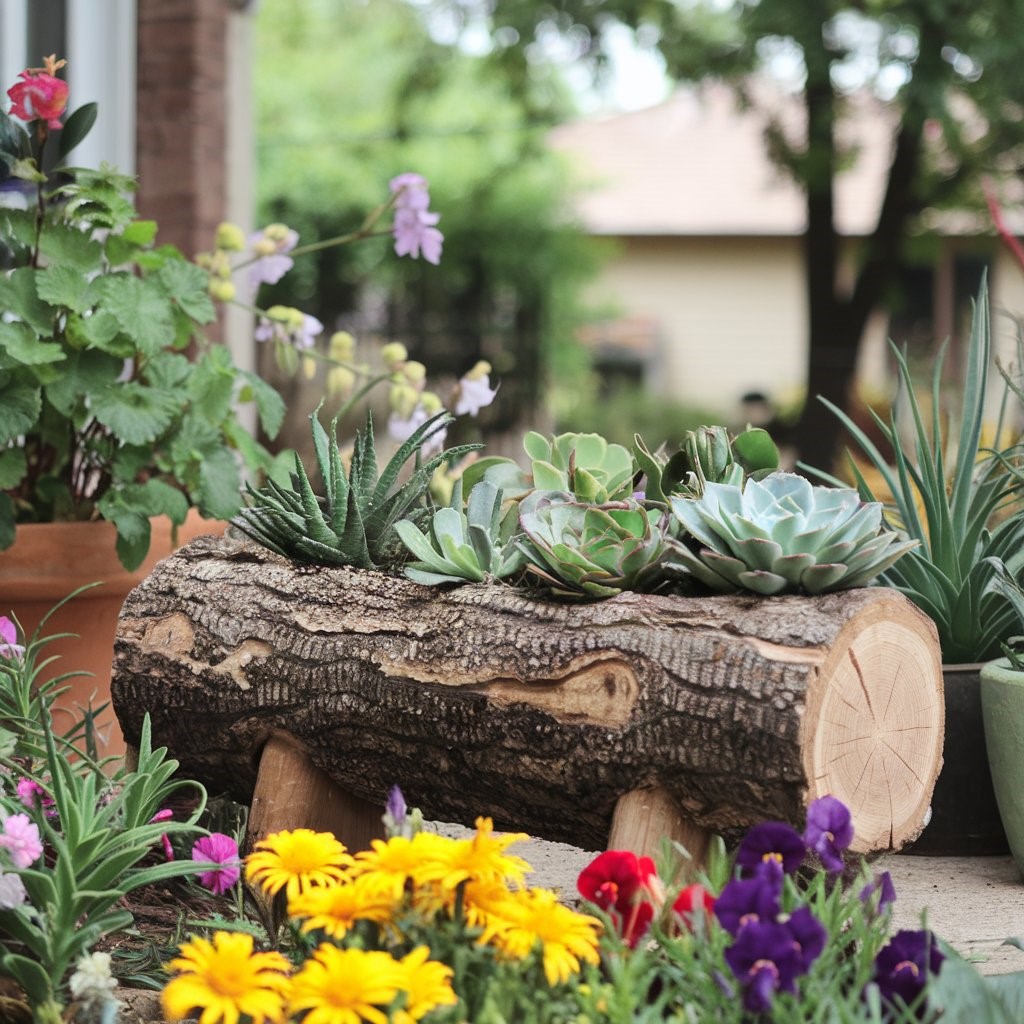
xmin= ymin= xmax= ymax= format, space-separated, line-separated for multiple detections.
xmin=714 ymin=869 xmax=782 ymax=936
xmin=735 ymin=821 xmax=806 ymax=877
xmin=871 ymin=929 xmax=944 ymax=1015
xmin=390 ymin=172 xmax=443 ymax=265
xmin=860 ymin=870 xmax=897 ymax=916
xmin=192 ymin=833 xmax=242 ymax=895
xmin=803 ymin=795 xmax=854 ymax=872
xmin=724 ymin=919 xmax=805 ymax=1013
xmin=784 ymin=906 xmax=828 ymax=971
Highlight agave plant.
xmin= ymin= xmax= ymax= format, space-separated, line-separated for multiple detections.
xmin=634 ymin=425 xmax=780 ymax=504
xmin=668 ymin=472 xmax=917 ymax=596
xmin=808 ymin=278 xmax=1024 ymax=660
xmin=517 ymin=491 xmax=676 ymax=598
xmin=232 ymin=407 xmax=479 ymax=569
xmin=394 ymin=479 xmax=526 ymax=585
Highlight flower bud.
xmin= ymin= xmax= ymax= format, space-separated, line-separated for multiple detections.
xmin=419 ymin=391 xmax=443 ymax=415
xmin=329 ymin=331 xmax=355 ymax=362
xmin=302 ymin=355 xmax=318 ymax=380
xmin=208 ymin=278 xmax=236 ymax=303
xmin=389 ymin=382 xmax=420 ymax=419
xmin=327 ymin=365 xmax=357 ymax=399
xmin=266 ymin=305 xmax=293 ymax=324
xmin=215 ymin=221 xmax=246 ymax=252
xmin=402 ymin=360 xmax=427 ymax=385
xmin=252 ymin=238 xmax=277 ymax=257
xmin=263 ymin=222 xmax=292 ymax=244
xmin=380 ymin=342 xmax=408 ymax=371
xmin=463 ymin=360 xmax=492 ymax=381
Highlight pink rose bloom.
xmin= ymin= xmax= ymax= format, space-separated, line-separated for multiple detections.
xmin=7 ymin=70 xmax=69 ymax=129
xmin=390 ymin=172 xmax=443 ymax=265
xmin=0 ymin=617 xmax=24 ymax=660
xmin=192 ymin=833 xmax=241 ymax=895
xmin=15 ymin=778 xmax=44 ymax=809
xmin=0 ymin=813 xmax=43 ymax=869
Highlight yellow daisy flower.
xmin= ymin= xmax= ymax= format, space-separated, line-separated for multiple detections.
xmin=245 ymin=829 xmax=354 ymax=900
xmin=161 ymin=930 xmax=290 ymax=1024
xmin=460 ymin=877 xmax=521 ymax=936
xmin=415 ymin=817 xmax=532 ymax=892
xmin=392 ymin=946 xmax=458 ymax=1024
xmin=489 ymin=888 xmax=602 ymax=986
xmin=288 ymin=873 xmax=398 ymax=939
xmin=287 ymin=944 xmax=404 ymax=1024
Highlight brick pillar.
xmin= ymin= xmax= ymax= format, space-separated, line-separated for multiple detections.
xmin=135 ymin=0 xmax=230 ymax=261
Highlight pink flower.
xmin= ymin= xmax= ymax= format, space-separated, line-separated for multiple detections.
xmin=0 ymin=617 xmax=24 ymax=660
xmin=192 ymin=833 xmax=241 ymax=895
xmin=15 ymin=778 xmax=44 ymax=809
xmin=0 ymin=813 xmax=43 ymax=869
xmin=0 ymin=872 xmax=27 ymax=909
xmin=247 ymin=225 xmax=299 ymax=290
xmin=7 ymin=67 xmax=69 ymax=129
xmin=390 ymin=172 xmax=443 ymax=265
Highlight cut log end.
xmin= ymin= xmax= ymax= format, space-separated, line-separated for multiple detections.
xmin=803 ymin=596 xmax=944 ymax=852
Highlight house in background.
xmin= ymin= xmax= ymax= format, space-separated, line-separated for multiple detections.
xmin=550 ymin=82 xmax=1024 ymax=420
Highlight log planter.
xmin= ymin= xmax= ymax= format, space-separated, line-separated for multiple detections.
xmin=111 ymin=535 xmax=944 ymax=866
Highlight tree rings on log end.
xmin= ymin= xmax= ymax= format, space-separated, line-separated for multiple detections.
xmin=802 ymin=593 xmax=943 ymax=853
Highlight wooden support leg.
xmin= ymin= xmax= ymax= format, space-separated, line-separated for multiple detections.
xmin=608 ymin=786 xmax=713 ymax=876
xmin=245 ymin=733 xmax=386 ymax=854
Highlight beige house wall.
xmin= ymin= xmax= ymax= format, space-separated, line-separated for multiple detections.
xmin=588 ymin=235 xmax=807 ymax=417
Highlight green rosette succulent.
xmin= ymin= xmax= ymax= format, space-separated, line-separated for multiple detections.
xmin=394 ymin=479 xmax=526 ymax=585
xmin=668 ymin=471 xmax=917 ymax=596
xmin=518 ymin=490 xmax=675 ymax=598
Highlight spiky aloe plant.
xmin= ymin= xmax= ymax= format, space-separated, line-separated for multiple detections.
xmin=517 ymin=491 xmax=676 ymax=599
xmin=634 ymin=425 xmax=780 ymax=503
xmin=232 ymin=408 xmax=480 ymax=568
xmin=394 ymin=479 xmax=526 ymax=585
xmin=668 ymin=472 xmax=917 ymax=596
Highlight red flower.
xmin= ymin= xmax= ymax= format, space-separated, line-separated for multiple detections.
xmin=577 ymin=849 xmax=659 ymax=947
xmin=7 ymin=56 xmax=69 ymax=129
xmin=670 ymin=883 xmax=716 ymax=932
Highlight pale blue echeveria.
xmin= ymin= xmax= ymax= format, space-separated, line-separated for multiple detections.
xmin=518 ymin=490 xmax=676 ymax=598
xmin=669 ymin=472 xmax=917 ymax=596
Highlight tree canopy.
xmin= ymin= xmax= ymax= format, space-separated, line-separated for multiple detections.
xmin=435 ymin=0 xmax=1024 ymax=469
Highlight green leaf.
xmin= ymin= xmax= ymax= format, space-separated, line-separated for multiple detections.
xmin=90 ymin=381 xmax=181 ymax=445
xmin=0 ymin=951 xmax=52 ymax=1006
xmin=78 ymin=309 xmax=122 ymax=349
xmin=57 ymin=101 xmax=98 ymax=159
xmin=187 ymin=345 xmax=236 ymax=423
xmin=38 ymin=220 xmax=103 ymax=272
xmin=123 ymin=219 xmax=159 ymax=246
xmin=156 ymin=258 xmax=217 ymax=324
xmin=0 ymin=494 xmax=15 ymax=550
xmin=0 ymin=320 xmax=65 ymax=366
xmin=197 ymin=447 xmax=243 ymax=519
xmin=238 ymin=370 xmax=286 ymax=439
xmin=0 ymin=267 xmax=56 ymax=333
xmin=34 ymin=264 xmax=93 ymax=312
xmin=0 ymin=377 xmax=42 ymax=443
xmin=0 ymin=448 xmax=27 ymax=489
xmin=95 ymin=274 xmax=176 ymax=355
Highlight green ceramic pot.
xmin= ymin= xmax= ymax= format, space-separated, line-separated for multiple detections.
xmin=980 ymin=657 xmax=1024 ymax=878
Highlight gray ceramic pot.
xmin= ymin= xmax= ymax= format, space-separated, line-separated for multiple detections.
xmin=980 ymin=657 xmax=1024 ymax=878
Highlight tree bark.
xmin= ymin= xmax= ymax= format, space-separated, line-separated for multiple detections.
xmin=112 ymin=535 xmax=943 ymax=854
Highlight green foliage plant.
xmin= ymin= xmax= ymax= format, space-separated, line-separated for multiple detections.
xmin=394 ymin=479 xmax=526 ymax=585
xmin=0 ymin=74 xmax=285 ymax=571
xmin=635 ymin=424 xmax=780 ymax=504
xmin=232 ymin=406 xmax=480 ymax=569
xmin=517 ymin=491 xmax=677 ymax=599
xmin=0 ymin=612 xmax=214 ymax=1024
xmin=669 ymin=472 xmax=917 ymax=596
xmin=809 ymin=281 xmax=1024 ymax=661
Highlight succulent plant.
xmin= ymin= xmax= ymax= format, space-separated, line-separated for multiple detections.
xmin=517 ymin=490 xmax=677 ymax=599
xmin=634 ymin=425 xmax=780 ymax=503
xmin=394 ymin=479 xmax=526 ymax=585
xmin=232 ymin=407 xmax=480 ymax=569
xmin=668 ymin=471 xmax=917 ymax=596
xmin=466 ymin=431 xmax=637 ymax=504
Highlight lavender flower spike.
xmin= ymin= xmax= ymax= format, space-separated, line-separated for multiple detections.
xmin=803 ymin=794 xmax=854 ymax=872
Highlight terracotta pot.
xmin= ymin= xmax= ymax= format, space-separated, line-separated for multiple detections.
xmin=0 ymin=511 xmax=224 ymax=761
xmin=980 ymin=657 xmax=1024 ymax=878
xmin=904 ymin=663 xmax=1009 ymax=856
